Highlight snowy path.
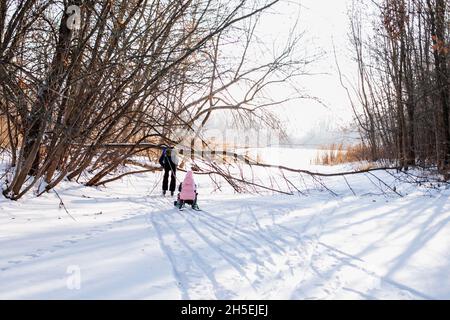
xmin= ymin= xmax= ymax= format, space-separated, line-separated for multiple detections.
xmin=148 ymin=197 xmax=330 ymax=300
xmin=146 ymin=196 xmax=437 ymax=300
xmin=1 ymin=167 xmax=450 ymax=299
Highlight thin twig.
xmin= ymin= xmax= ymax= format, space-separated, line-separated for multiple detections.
xmin=54 ymin=189 xmax=77 ymax=221
xmin=343 ymin=176 xmax=357 ymax=196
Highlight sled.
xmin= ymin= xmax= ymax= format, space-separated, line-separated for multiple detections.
xmin=174 ymin=200 xmax=201 ymax=211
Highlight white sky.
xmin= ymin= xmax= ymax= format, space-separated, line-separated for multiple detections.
xmin=201 ymin=0 xmax=360 ymax=145
xmin=263 ymin=0 xmax=357 ymax=140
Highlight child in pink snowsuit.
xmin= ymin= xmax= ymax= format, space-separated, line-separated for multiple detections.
xmin=175 ymin=170 xmax=199 ymax=210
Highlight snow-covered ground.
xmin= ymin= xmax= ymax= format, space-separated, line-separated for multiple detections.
xmin=1 ymin=148 xmax=450 ymax=299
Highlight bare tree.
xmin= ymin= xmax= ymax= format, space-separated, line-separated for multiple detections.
xmin=344 ymin=0 xmax=450 ymax=177
xmin=0 ymin=0 xmax=313 ymax=199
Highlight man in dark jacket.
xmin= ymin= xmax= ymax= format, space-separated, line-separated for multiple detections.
xmin=159 ymin=147 xmax=179 ymax=196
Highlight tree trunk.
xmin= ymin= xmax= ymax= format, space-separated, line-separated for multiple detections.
xmin=429 ymin=0 xmax=450 ymax=175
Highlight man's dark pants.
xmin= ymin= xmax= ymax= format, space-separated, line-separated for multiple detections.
xmin=162 ymin=160 xmax=176 ymax=192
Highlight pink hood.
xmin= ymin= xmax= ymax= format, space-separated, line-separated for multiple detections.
xmin=180 ymin=171 xmax=196 ymax=200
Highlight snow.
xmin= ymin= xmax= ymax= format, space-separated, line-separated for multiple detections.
xmin=1 ymin=148 xmax=450 ymax=299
